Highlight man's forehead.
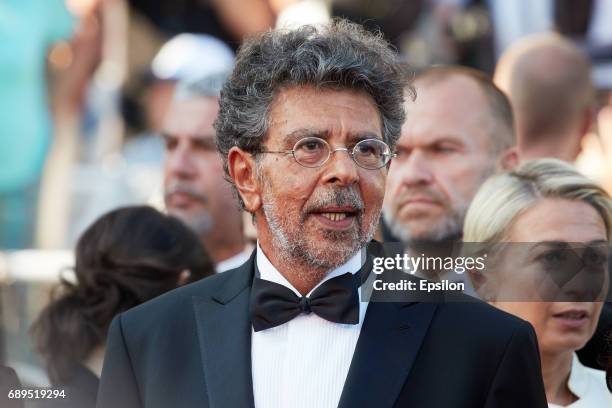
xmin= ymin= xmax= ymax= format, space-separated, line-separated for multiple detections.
xmin=163 ymin=97 xmax=219 ymax=135
xmin=282 ymin=128 xmax=382 ymax=144
xmin=411 ymin=76 xmax=488 ymax=112
xmin=163 ymin=132 xmax=215 ymax=142
xmin=396 ymin=128 xmax=465 ymax=148
xmin=402 ymin=77 xmax=494 ymax=145
xmin=267 ymin=86 xmax=383 ymax=140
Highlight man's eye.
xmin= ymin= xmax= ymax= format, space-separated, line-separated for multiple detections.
xmin=195 ymin=141 xmax=217 ymax=151
xmin=301 ymin=141 xmax=324 ymax=151
xmin=355 ymin=144 xmax=376 ymax=155
xmin=165 ymin=140 xmax=177 ymax=150
xmin=433 ymin=145 xmax=455 ymax=154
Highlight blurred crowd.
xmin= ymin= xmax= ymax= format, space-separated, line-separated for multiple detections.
xmin=1 ymin=0 xmax=612 ymax=406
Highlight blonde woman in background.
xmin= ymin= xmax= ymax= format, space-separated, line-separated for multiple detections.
xmin=464 ymin=159 xmax=612 ymax=407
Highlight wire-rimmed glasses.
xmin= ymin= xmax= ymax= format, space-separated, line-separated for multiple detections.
xmin=259 ymin=137 xmax=395 ymax=170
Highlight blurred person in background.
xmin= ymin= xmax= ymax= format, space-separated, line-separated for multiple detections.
xmin=331 ymin=0 xmax=495 ymax=71
xmin=0 ymin=0 xmax=76 ymax=248
xmin=122 ymin=33 xmax=235 ymax=167
xmin=464 ymin=159 xmax=612 ymax=406
xmin=382 ymin=66 xmax=517 ymax=281
xmin=494 ymin=32 xmax=595 ymax=163
xmin=30 ymin=205 xmax=214 ymax=407
xmin=495 ymin=32 xmax=612 ymax=370
xmin=598 ymin=92 xmax=612 ymax=195
xmin=487 ymin=0 xmax=612 ymax=57
xmin=162 ymin=74 xmax=251 ymax=272
xmin=127 ymin=0 xmax=275 ymax=51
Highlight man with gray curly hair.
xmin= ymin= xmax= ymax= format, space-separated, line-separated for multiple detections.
xmin=214 ymin=19 xmax=408 ymax=292
xmin=97 ymin=20 xmax=547 ymax=408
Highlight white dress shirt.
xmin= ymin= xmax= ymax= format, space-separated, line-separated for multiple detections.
xmin=251 ymin=244 xmax=369 ymax=408
xmin=548 ymin=353 xmax=612 ymax=407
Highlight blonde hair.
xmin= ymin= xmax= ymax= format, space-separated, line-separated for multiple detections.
xmin=463 ymin=158 xmax=612 ymax=244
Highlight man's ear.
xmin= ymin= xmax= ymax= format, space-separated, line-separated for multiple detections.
xmin=498 ymin=146 xmax=519 ymax=170
xmin=228 ymin=147 xmax=262 ymax=213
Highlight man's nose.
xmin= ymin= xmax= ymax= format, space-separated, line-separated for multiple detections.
xmin=166 ymin=145 xmax=197 ymax=178
xmin=393 ymin=150 xmax=434 ymax=186
xmin=322 ymin=148 xmax=359 ymax=186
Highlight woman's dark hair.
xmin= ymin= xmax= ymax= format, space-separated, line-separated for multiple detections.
xmin=31 ymin=206 xmax=214 ymax=384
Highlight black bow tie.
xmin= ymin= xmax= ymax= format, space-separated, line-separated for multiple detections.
xmin=250 ymin=260 xmax=371 ymax=332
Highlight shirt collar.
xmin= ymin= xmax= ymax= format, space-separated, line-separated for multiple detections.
xmin=566 ymin=352 xmax=590 ymax=398
xmin=256 ymin=241 xmax=363 ymax=297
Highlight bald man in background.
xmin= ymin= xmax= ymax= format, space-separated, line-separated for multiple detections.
xmin=383 ymin=66 xmax=517 ymax=283
xmin=385 ymin=65 xmax=610 ymax=371
xmin=494 ymin=33 xmax=595 ymax=162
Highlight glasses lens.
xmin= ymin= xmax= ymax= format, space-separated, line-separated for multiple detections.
xmin=293 ymin=137 xmax=329 ymax=167
xmin=353 ymin=139 xmax=390 ymax=169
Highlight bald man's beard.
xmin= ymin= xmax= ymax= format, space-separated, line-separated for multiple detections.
xmin=382 ymin=202 xmax=467 ymax=246
xmin=172 ymin=210 xmax=214 ymax=236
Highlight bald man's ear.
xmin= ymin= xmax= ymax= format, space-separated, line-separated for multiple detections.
xmin=228 ymin=147 xmax=262 ymax=213
xmin=498 ymin=146 xmax=519 ymax=170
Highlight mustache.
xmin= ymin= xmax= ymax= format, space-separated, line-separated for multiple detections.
xmin=303 ymin=187 xmax=365 ymax=214
xmin=165 ymin=181 xmax=208 ymax=203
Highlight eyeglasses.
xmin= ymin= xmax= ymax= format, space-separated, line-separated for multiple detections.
xmin=259 ymin=137 xmax=395 ymax=170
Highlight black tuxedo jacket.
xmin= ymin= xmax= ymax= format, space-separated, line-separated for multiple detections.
xmin=97 ymin=250 xmax=547 ymax=408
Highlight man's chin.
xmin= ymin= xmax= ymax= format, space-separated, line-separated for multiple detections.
xmin=396 ymin=218 xmax=438 ymax=235
xmin=315 ymin=230 xmax=360 ymax=245
xmin=302 ymin=242 xmax=360 ymax=269
xmin=167 ymin=209 xmax=192 ymax=224
xmin=168 ymin=209 xmax=213 ymax=234
xmin=388 ymin=218 xmax=457 ymax=244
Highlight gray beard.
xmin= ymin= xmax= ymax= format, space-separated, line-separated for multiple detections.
xmin=175 ymin=210 xmax=213 ymax=236
xmin=382 ymin=203 xmax=467 ymax=246
xmin=261 ymin=190 xmax=379 ymax=283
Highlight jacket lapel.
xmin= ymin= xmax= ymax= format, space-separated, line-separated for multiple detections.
xmin=192 ymin=251 xmax=256 ymax=408
xmin=338 ymin=300 xmax=438 ymax=408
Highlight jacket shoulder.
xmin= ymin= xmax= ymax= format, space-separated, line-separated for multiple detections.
xmin=434 ymin=296 xmax=535 ymax=341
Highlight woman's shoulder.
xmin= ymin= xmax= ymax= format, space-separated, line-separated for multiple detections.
xmin=563 ymin=354 xmax=612 ymax=407
xmin=582 ymin=365 xmax=611 ymax=397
